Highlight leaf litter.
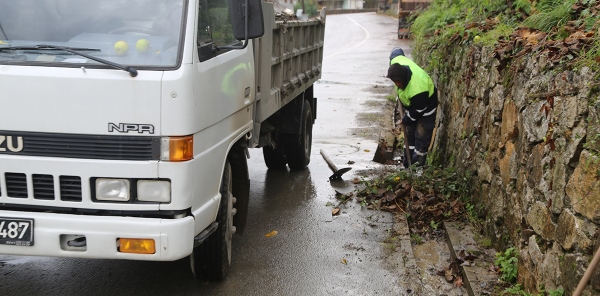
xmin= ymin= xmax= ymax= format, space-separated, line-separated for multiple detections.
xmin=349 ymin=166 xmax=478 ymax=288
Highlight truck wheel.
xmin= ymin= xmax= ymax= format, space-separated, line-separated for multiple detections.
xmin=192 ymin=161 xmax=235 ymax=280
xmin=262 ymin=133 xmax=287 ymax=169
xmin=285 ymin=101 xmax=313 ymax=170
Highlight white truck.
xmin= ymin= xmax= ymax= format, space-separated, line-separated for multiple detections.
xmin=0 ymin=0 xmax=325 ymax=280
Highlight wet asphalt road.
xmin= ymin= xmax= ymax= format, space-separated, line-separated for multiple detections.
xmin=0 ymin=12 xmax=411 ymax=296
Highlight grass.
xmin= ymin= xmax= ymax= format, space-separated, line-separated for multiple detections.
xmin=522 ymin=0 xmax=577 ymax=32
xmin=473 ymin=23 xmax=514 ymax=47
xmin=410 ymin=233 xmax=424 ymax=245
xmin=410 ymin=0 xmax=591 ymax=70
xmin=573 ymin=39 xmax=600 ymax=72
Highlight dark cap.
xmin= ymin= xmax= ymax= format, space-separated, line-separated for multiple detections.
xmin=389 ymin=47 xmax=405 ymax=60
xmin=386 ymin=63 xmax=407 ymax=82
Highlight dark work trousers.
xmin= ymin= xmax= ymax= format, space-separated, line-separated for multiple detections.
xmin=403 ymin=113 xmax=436 ymax=167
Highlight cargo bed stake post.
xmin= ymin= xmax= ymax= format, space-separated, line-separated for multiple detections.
xmin=319 ymin=149 xmax=352 ymax=181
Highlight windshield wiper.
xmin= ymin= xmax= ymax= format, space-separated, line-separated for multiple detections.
xmin=0 ymin=44 xmax=138 ymax=77
xmin=0 ymin=45 xmax=100 ymax=52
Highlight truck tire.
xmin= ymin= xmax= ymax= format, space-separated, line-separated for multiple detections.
xmin=192 ymin=161 xmax=235 ymax=280
xmin=262 ymin=133 xmax=287 ymax=169
xmin=284 ymin=101 xmax=313 ymax=170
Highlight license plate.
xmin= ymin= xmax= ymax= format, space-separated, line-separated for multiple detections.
xmin=0 ymin=218 xmax=34 ymax=246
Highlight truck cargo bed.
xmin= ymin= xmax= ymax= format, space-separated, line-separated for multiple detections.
xmin=253 ymin=3 xmax=325 ymax=126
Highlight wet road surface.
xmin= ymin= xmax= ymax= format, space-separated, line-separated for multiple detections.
xmin=0 ymin=12 xmax=412 ymax=296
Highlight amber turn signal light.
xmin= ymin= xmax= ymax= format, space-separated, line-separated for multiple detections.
xmin=118 ymin=238 xmax=156 ymax=254
xmin=166 ymin=136 xmax=193 ymax=161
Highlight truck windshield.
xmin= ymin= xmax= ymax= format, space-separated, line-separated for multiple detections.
xmin=0 ymin=0 xmax=186 ymax=69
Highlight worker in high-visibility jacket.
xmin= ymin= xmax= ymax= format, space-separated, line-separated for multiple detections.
xmin=387 ymin=48 xmax=438 ymax=167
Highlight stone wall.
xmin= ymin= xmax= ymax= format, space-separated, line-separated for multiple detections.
xmin=416 ymin=45 xmax=600 ymax=294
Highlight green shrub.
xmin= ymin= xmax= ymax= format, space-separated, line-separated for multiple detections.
xmin=495 ymin=247 xmax=519 ymax=283
xmin=294 ymin=0 xmax=318 ymax=17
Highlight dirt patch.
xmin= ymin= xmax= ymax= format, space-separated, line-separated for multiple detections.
xmin=364 ymin=84 xmax=394 ymax=95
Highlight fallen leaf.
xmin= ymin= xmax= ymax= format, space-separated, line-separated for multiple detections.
xmin=425 ymin=196 xmax=438 ymax=205
xmin=394 ymin=188 xmax=410 ymax=200
xmin=382 ymin=190 xmax=396 ymax=203
xmin=454 ymin=275 xmax=464 ymax=288
xmin=341 ymin=258 xmax=347 ymax=264
xmin=410 ymin=189 xmax=424 ymax=200
xmin=364 ymin=149 xmax=370 ymax=153
xmin=264 ymin=230 xmax=278 ymax=237
xmin=450 ymin=261 xmax=461 ymax=274
xmin=464 ymin=254 xmax=478 ymax=261
xmin=444 ymin=268 xmax=454 ymax=283
xmin=332 ymin=208 xmax=340 ymax=216
xmin=352 ymin=178 xmax=360 ymax=184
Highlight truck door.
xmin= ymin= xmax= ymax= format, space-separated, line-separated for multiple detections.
xmin=192 ymin=0 xmax=255 ymax=133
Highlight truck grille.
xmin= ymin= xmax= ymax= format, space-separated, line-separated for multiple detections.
xmin=33 ymin=174 xmax=55 ymax=200
xmin=3 ymin=173 xmax=83 ymax=201
xmin=5 ymin=173 xmax=27 ymax=198
xmin=60 ymin=176 xmax=83 ymax=202
xmin=0 ymin=130 xmax=160 ymax=161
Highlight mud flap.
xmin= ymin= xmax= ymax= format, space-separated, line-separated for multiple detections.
xmin=229 ymin=145 xmax=249 ymax=235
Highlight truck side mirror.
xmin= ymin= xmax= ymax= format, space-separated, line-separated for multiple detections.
xmin=226 ymin=0 xmax=264 ymax=47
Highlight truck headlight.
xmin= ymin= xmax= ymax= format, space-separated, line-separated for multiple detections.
xmin=137 ymin=180 xmax=171 ymax=202
xmin=96 ymin=179 xmax=130 ymax=201
xmin=161 ymin=136 xmax=193 ymax=161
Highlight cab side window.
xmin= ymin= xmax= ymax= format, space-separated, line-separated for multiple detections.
xmin=197 ymin=0 xmax=236 ymax=46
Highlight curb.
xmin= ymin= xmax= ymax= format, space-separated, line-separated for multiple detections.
xmin=392 ymin=212 xmax=422 ymax=295
xmin=444 ymin=221 xmax=499 ymax=296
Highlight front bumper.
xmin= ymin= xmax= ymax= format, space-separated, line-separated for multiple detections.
xmin=0 ymin=211 xmax=194 ymax=261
